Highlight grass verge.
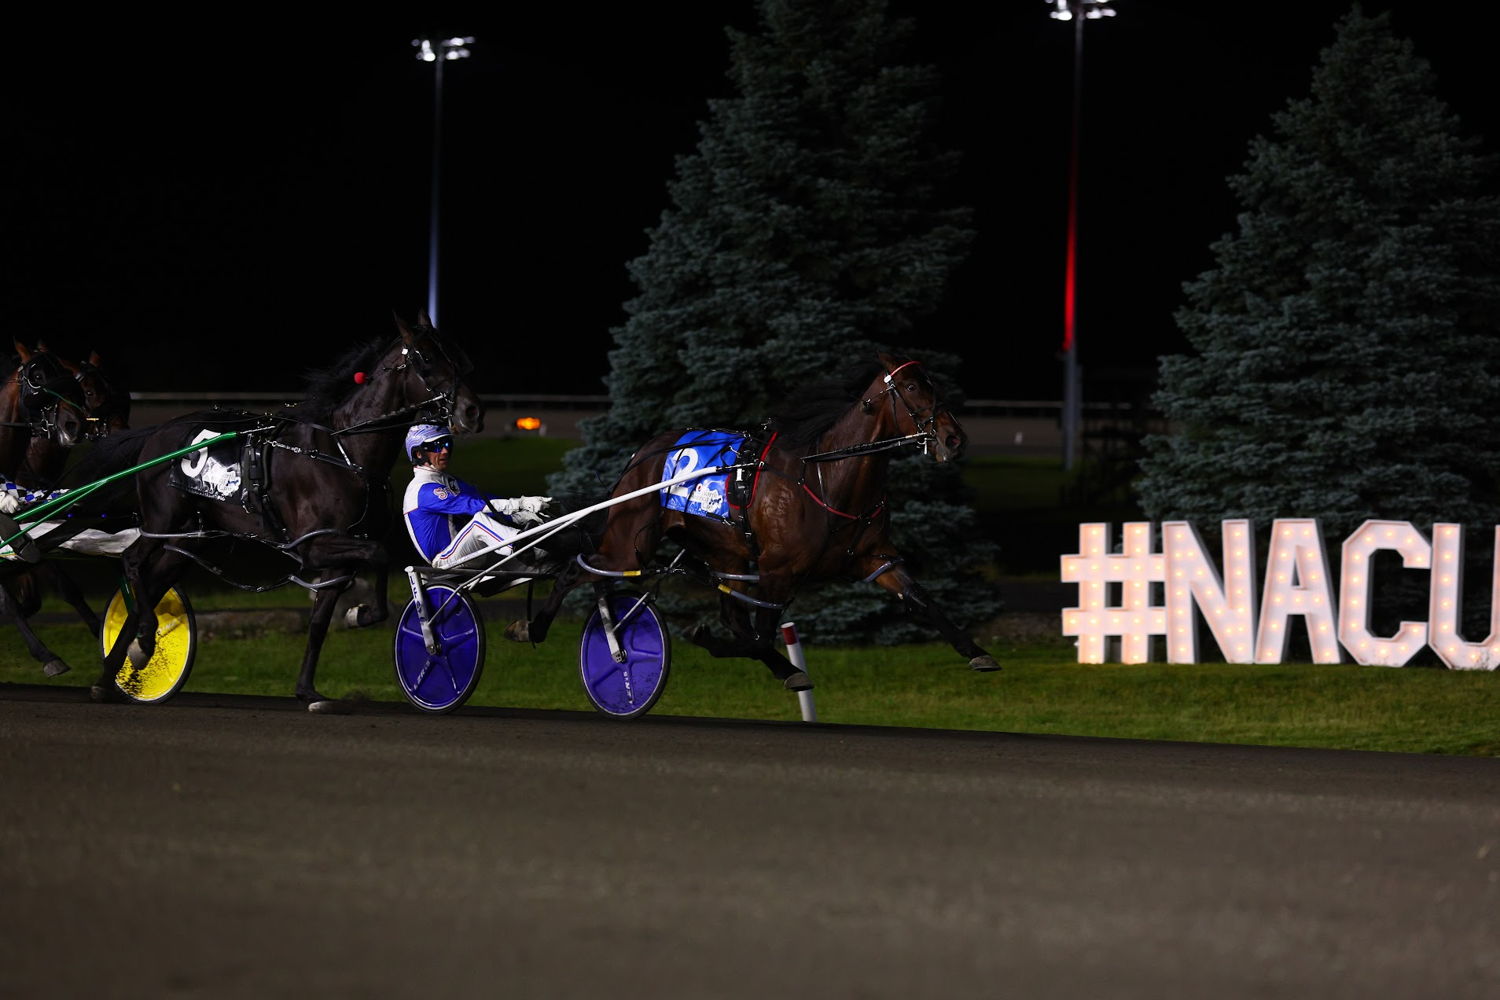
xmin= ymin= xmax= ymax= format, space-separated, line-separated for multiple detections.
xmin=4 ymin=603 xmax=1497 ymax=757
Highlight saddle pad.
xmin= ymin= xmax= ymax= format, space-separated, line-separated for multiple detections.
xmin=661 ymin=430 xmax=747 ymax=522
xmin=167 ymin=428 xmax=245 ymax=502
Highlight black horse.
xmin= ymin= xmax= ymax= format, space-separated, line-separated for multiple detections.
xmin=508 ymin=354 xmax=997 ymax=688
xmin=82 ymin=312 xmax=482 ymax=710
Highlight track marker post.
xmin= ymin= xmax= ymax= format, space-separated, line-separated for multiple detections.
xmin=780 ymin=621 xmax=816 ymax=722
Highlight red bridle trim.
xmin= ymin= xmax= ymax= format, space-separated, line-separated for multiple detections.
xmin=729 ymin=431 xmax=778 ymax=514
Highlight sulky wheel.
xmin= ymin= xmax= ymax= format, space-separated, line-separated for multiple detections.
xmin=103 ymin=585 xmax=197 ymax=704
xmin=393 ymin=584 xmax=485 ymax=713
xmin=579 ymin=590 xmax=671 ymax=719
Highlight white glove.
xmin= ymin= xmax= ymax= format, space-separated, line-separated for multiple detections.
xmin=490 ymin=496 xmax=551 ymax=517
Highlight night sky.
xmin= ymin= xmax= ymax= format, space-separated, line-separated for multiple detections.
xmin=6 ymin=3 xmax=1499 ymax=401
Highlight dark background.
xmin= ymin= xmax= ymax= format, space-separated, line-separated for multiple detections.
xmin=6 ymin=3 xmax=1498 ymax=400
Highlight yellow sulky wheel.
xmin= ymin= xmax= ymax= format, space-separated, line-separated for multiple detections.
xmin=101 ymin=586 xmax=197 ymax=704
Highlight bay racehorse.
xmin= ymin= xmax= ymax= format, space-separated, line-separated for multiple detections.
xmin=508 ymin=353 xmax=998 ymax=688
xmin=83 ymin=312 xmax=482 ymax=710
xmin=0 ymin=343 xmax=130 ymax=675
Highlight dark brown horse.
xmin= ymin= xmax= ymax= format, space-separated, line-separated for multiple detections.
xmin=509 ymin=353 xmax=998 ymax=687
xmin=83 ymin=312 xmax=482 ymax=710
xmin=0 ymin=343 xmax=129 ymax=675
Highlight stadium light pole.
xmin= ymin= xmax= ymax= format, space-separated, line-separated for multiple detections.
xmin=1048 ymin=0 xmax=1114 ymax=471
xmin=413 ymin=35 xmax=474 ymax=329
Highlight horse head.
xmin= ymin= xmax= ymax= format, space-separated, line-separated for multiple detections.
xmin=388 ymin=311 xmax=484 ymax=435
xmin=14 ymin=341 xmax=87 ymax=448
xmin=864 ymin=352 xmax=967 ymax=462
xmin=53 ymin=350 xmax=130 ymax=435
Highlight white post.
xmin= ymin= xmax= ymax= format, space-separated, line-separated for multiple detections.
xmin=780 ymin=621 xmax=816 ymax=722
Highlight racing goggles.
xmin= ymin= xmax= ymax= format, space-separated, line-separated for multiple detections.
xmin=421 ymin=436 xmax=454 ymax=452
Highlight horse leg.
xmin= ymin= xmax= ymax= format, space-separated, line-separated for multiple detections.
xmin=43 ymin=564 xmax=102 ymax=639
xmin=504 ymin=562 xmax=582 ymax=644
xmin=867 ymin=562 xmax=999 ymax=671
xmin=92 ymin=543 xmax=188 ymax=702
xmin=0 ymin=578 xmax=71 ymax=676
xmin=688 ymin=591 xmax=811 ymax=691
xmin=297 ymin=579 xmax=354 ymax=711
xmin=342 ymin=564 xmax=391 ymax=629
xmin=294 ymin=534 xmax=386 ymax=711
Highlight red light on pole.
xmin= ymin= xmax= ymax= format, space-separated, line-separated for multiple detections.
xmin=1047 ymin=0 xmax=1114 ymax=472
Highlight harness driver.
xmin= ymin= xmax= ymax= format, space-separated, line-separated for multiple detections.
xmin=401 ymin=424 xmax=552 ymax=571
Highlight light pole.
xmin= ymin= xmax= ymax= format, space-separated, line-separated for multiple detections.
xmin=413 ymin=35 xmax=474 ymax=329
xmin=1047 ymin=0 xmax=1114 ymax=471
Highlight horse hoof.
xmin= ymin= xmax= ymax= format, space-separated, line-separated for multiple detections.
xmin=970 ymin=656 xmax=1001 ymax=672
xmin=688 ymin=624 xmax=712 ymax=646
xmin=783 ymin=671 xmax=813 ymax=692
xmin=503 ymin=620 xmax=531 ymax=643
xmin=43 ymin=659 xmax=70 ymax=677
xmin=306 ymin=699 xmax=353 ymax=715
xmin=127 ymin=641 xmax=151 ymax=669
xmin=343 ymin=605 xmax=365 ymax=628
xmin=90 ymin=684 xmax=123 ymax=704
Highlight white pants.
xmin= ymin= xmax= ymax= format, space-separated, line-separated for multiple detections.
xmin=432 ymin=512 xmax=522 ymax=571
xmin=1 ymin=525 xmax=141 ymax=561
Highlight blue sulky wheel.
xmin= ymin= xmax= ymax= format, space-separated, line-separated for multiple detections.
xmin=393 ymin=584 xmax=485 ymax=714
xmin=579 ymin=591 xmax=671 ymax=719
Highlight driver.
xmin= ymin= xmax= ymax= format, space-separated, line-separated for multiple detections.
xmin=402 ymin=423 xmax=552 ymax=571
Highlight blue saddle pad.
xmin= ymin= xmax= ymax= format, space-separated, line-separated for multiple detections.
xmin=661 ymin=431 xmax=747 ymax=522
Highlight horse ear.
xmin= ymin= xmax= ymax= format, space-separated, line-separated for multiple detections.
xmin=55 ymin=356 xmax=81 ymax=375
xmin=417 ymin=309 xmax=433 ymax=329
xmin=393 ymin=311 xmax=414 ymax=344
xmin=89 ymin=351 xmax=103 ymax=367
xmin=36 ymin=340 xmax=49 ymax=353
xmin=14 ymin=341 xmax=31 ymax=362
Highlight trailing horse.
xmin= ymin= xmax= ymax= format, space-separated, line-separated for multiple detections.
xmin=507 ymin=353 xmax=998 ymax=687
xmin=0 ymin=343 xmax=131 ymax=675
xmin=82 ymin=312 xmax=482 ymax=710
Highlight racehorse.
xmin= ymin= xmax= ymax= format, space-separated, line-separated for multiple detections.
xmin=84 ymin=312 xmax=482 ymax=710
xmin=0 ymin=343 xmax=130 ymax=675
xmin=507 ymin=353 xmax=998 ymax=688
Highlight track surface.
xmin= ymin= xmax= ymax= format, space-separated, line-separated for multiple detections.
xmin=2 ymin=684 xmax=1497 ymax=999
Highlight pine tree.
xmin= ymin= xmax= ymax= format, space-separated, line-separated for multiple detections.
xmin=1138 ymin=8 xmax=1500 ymax=548
xmin=547 ymin=0 xmax=997 ymax=642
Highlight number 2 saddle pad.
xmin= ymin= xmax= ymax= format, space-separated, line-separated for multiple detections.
xmin=660 ymin=430 xmax=752 ymax=523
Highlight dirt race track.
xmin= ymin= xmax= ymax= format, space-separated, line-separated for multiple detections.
xmin=2 ymin=685 xmax=1498 ymax=999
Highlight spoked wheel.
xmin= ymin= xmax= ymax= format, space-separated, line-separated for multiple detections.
xmin=393 ymin=584 xmax=485 ymax=713
xmin=579 ymin=590 xmax=671 ymax=719
xmin=102 ymin=586 xmax=197 ymax=704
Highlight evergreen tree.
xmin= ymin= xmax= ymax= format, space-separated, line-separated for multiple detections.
xmin=548 ymin=0 xmax=997 ymax=642
xmin=1138 ymin=8 xmax=1500 ymax=548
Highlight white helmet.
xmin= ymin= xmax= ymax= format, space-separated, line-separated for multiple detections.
xmin=405 ymin=423 xmax=452 ymax=464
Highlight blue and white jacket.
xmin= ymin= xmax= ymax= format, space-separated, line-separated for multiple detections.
xmin=402 ymin=467 xmax=516 ymax=563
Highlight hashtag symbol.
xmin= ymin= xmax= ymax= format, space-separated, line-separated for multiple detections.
xmin=1061 ymin=522 xmax=1167 ymax=663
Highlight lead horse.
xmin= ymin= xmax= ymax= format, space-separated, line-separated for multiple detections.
xmin=509 ymin=353 xmax=998 ymax=687
xmin=84 ymin=313 xmax=482 ymax=710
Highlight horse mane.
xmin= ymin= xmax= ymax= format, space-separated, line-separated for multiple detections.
xmin=297 ymin=338 xmax=388 ymax=418
xmin=764 ymin=359 xmax=888 ymax=449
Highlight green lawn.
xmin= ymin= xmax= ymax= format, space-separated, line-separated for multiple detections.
xmin=4 ymin=437 xmax=1498 ymax=757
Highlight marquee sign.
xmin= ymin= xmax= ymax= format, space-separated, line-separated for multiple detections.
xmin=1060 ymin=520 xmax=1500 ymax=670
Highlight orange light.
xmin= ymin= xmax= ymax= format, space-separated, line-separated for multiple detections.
xmin=514 ymin=416 xmax=542 ymax=431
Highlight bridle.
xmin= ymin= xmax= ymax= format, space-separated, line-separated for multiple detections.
xmin=856 ymin=360 xmax=949 ymax=455
xmin=11 ymin=355 xmax=88 ymax=442
xmin=334 ymin=335 xmax=470 ymax=437
xmin=801 ymin=360 xmax=949 ymax=464
xmin=72 ymin=360 xmax=127 ymax=439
